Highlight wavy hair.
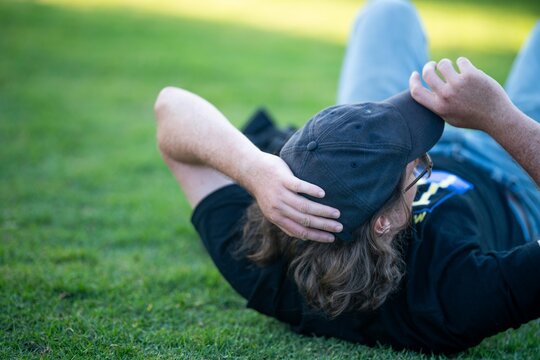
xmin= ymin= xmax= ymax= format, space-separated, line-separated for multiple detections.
xmin=237 ymin=177 xmax=411 ymax=318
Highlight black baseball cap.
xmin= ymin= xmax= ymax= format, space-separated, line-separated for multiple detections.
xmin=279 ymin=91 xmax=444 ymax=242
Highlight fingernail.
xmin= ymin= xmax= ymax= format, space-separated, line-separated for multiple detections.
xmin=333 ymin=211 xmax=340 ymax=218
xmin=335 ymin=224 xmax=343 ymax=232
xmin=326 ymin=235 xmax=335 ymax=242
xmin=318 ymin=191 xmax=325 ymax=198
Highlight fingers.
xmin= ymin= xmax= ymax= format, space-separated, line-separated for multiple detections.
xmin=281 ymin=202 xmax=342 ymax=233
xmin=277 ymin=218 xmax=336 ymax=243
xmin=270 ymin=188 xmax=344 ymax=242
xmin=436 ymin=58 xmax=459 ymax=83
xmin=456 ymin=56 xmax=476 ymax=74
xmin=268 ymin=200 xmax=341 ymax=242
xmin=413 ymin=57 xmax=477 ymax=112
xmin=422 ymin=61 xmax=445 ymax=91
xmin=285 ymin=192 xmax=340 ymax=219
xmin=287 ymin=178 xmax=325 ymax=198
xmin=409 ymin=71 xmax=436 ymax=110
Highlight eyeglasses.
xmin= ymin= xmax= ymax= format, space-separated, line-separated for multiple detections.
xmin=404 ymin=153 xmax=433 ymax=192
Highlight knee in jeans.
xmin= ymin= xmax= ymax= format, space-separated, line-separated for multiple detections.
xmin=369 ymin=0 xmax=415 ymax=13
xmin=354 ymin=0 xmax=417 ymax=28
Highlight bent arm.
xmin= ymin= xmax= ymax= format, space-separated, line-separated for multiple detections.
xmin=155 ymin=87 xmax=263 ymax=189
xmin=410 ymin=57 xmax=540 ymax=186
xmin=154 ymin=87 xmax=342 ymax=242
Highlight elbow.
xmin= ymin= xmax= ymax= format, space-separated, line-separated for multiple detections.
xmin=154 ymin=86 xmax=179 ymax=122
xmin=153 ymin=86 xmax=197 ymax=158
xmin=154 ymin=86 xmax=180 ymax=158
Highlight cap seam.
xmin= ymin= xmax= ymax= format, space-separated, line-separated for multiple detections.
xmin=313 ymin=108 xmax=360 ymax=143
xmin=312 ymin=151 xmax=376 ymax=215
xmin=386 ymin=102 xmax=414 ymax=159
xmin=296 ymin=149 xmax=310 ymax=179
xmin=308 ymin=106 xmax=337 ymax=144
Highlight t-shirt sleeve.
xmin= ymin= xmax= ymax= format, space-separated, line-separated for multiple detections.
xmin=191 ymin=184 xmax=262 ymax=300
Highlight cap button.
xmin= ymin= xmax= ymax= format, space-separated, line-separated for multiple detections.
xmin=307 ymin=141 xmax=318 ymax=151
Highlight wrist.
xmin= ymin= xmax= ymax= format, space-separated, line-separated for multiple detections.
xmin=235 ymin=149 xmax=268 ymax=195
xmin=483 ymin=100 xmax=521 ymax=138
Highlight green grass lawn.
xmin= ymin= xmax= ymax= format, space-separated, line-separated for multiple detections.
xmin=1 ymin=0 xmax=540 ymax=358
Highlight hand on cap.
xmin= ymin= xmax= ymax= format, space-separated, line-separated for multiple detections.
xmin=250 ymin=152 xmax=342 ymax=243
xmin=409 ymin=57 xmax=515 ymax=132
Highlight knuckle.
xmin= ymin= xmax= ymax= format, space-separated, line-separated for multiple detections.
xmin=410 ymin=85 xmax=422 ymax=98
xmin=301 ymin=217 xmax=311 ymax=227
xmin=440 ymin=87 xmax=454 ymax=100
xmin=270 ymin=202 xmax=280 ymax=211
xmin=461 ymin=71 xmax=473 ymax=82
xmin=438 ymin=103 xmax=451 ymax=117
xmin=284 ymin=178 xmax=294 ymax=189
xmin=323 ymin=223 xmax=333 ymax=232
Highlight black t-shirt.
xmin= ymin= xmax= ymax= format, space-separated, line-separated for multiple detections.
xmin=191 ymin=157 xmax=540 ymax=353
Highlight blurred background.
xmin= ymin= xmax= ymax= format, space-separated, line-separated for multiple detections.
xmin=2 ymin=0 xmax=540 ymax=358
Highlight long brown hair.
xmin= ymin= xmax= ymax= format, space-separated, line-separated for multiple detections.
xmin=238 ymin=178 xmax=411 ymax=318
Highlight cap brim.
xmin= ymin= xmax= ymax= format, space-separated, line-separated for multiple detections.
xmin=386 ymin=91 xmax=445 ymax=161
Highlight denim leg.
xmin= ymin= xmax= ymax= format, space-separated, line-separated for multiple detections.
xmin=505 ymin=21 xmax=540 ymax=122
xmin=336 ymin=0 xmax=429 ymax=104
xmin=431 ymin=129 xmax=540 ymax=241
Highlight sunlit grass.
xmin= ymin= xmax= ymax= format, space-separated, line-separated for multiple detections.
xmin=39 ymin=0 xmax=537 ymax=52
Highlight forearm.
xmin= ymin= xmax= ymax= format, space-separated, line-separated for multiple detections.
xmin=486 ymin=106 xmax=540 ymax=186
xmin=154 ymin=86 xmax=262 ymax=193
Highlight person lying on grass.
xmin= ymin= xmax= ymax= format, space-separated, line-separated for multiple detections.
xmin=153 ymin=0 xmax=540 ymax=354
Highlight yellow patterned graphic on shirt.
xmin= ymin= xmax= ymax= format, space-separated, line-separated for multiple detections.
xmin=412 ymin=171 xmax=474 ymax=224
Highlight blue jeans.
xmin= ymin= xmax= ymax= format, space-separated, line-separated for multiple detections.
xmin=337 ymin=0 xmax=540 ymax=241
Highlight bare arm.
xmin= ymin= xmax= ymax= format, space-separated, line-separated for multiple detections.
xmin=410 ymin=57 xmax=540 ymax=186
xmin=488 ymin=107 xmax=540 ymax=186
xmin=154 ymin=87 xmax=342 ymax=242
